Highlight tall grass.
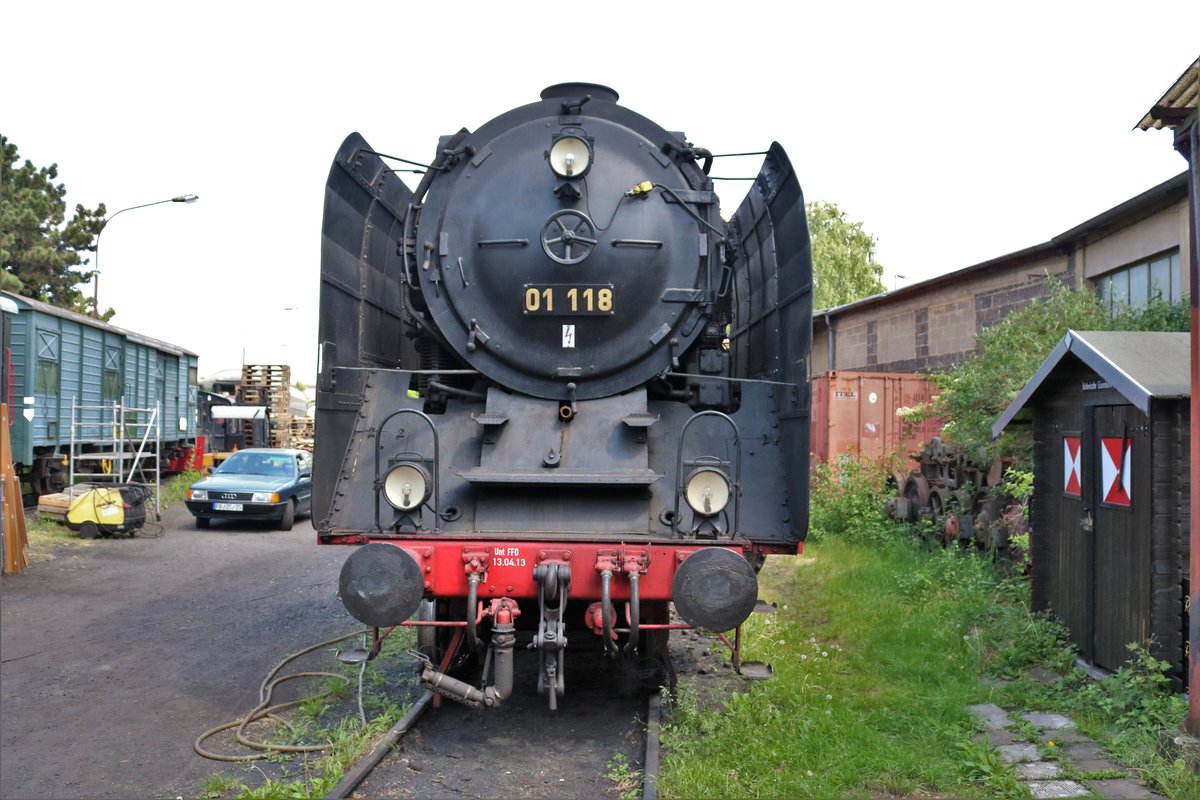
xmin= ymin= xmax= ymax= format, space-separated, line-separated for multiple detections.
xmin=659 ymin=458 xmax=1197 ymax=799
xmin=661 ymin=538 xmax=1020 ymax=798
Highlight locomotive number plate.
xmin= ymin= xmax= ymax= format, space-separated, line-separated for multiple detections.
xmin=523 ymin=284 xmax=614 ymax=315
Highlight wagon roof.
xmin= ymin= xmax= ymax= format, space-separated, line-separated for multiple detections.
xmin=0 ymin=290 xmax=198 ymax=358
xmin=992 ymin=330 xmax=1190 ymax=438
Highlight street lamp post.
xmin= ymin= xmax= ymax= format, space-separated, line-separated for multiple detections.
xmin=91 ymin=194 xmax=198 ymax=318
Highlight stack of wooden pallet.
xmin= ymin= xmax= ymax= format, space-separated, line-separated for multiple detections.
xmin=289 ymin=416 xmax=315 ymax=452
xmin=238 ymin=364 xmax=292 ymax=448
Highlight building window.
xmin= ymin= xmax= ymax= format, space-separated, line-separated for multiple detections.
xmin=1095 ymin=249 xmax=1182 ymax=312
xmin=35 ymin=330 xmax=60 ymax=394
xmin=103 ymin=345 xmax=123 ymax=400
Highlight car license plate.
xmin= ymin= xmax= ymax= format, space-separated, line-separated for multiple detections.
xmin=214 ymin=502 xmax=243 ymax=512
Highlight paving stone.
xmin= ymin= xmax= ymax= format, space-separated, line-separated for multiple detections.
xmin=1020 ymin=712 xmax=1076 ymax=730
xmin=973 ymin=727 xmax=1018 ymax=747
xmin=998 ymin=743 xmax=1040 ymax=763
xmin=980 ymin=676 xmax=1014 ymax=688
xmin=1039 ymin=728 xmax=1092 ymax=746
xmin=1025 ymin=667 xmax=1064 ymax=685
xmin=1062 ymin=741 xmax=1123 ymax=774
xmin=967 ymin=702 xmax=1013 ymax=729
xmin=1026 ymin=779 xmax=1090 ymax=798
xmin=1017 ymin=761 xmax=1063 ymax=779
xmin=1085 ymin=778 xmax=1168 ymax=799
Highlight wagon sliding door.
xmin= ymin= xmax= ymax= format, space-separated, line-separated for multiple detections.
xmin=1090 ymin=405 xmax=1150 ymax=671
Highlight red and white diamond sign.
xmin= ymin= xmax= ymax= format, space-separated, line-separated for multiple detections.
xmin=1063 ymin=437 xmax=1081 ymax=496
xmin=1100 ymin=437 xmax=1131 ymax=507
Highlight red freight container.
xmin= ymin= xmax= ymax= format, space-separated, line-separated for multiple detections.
xmin=811 ymin=371 xmax=944 ymax=464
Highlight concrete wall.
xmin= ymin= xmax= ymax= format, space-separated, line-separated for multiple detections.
xmin=812 ymin=178 xmax=1187 ymax=376
xmin=1081 ymin=198 xmax=1191 ymax=295
xmin=816 ymin=249 xmax=1072 ymax=374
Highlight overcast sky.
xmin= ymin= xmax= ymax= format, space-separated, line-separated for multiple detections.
xmin=5 ymin=1 xmax=1197 ymax=386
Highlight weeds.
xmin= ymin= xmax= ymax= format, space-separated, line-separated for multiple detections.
xmin=659 ymin=455 xmax=1196 ymax=799
xmin=807 ymin=455 xmax=896 ymax=545
xmin=160 ymin=470 xmax=204 ymax=509
xmin=199 ymin=773 xmax=239 ymax=799
xmin=606 ymin=753 xmax=642 ymax=800
xmin=955 ymin=741 xmax=1026 ymax=798
xmin=190 ymin=627 xmax=421 ymax=800
xmin=24 ymin=513 xmax=94 ymax=560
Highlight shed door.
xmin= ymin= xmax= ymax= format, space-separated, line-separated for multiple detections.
xmin=1090 ymin=405 xmax=1150 ymax=671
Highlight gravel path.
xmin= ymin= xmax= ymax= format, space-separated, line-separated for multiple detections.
xmin=0 ymin=503 xmax=356 ymax=800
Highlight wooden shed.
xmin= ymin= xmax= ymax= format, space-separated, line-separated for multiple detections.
xmin=993 ymin=330 xmax=1190 ymax=686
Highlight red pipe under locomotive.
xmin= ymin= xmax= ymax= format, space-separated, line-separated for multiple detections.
xmin=314 ymin=84 xmax=812 ymax=709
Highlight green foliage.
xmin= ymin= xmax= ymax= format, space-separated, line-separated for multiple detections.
xmin=1071 ymin=644 xmax=1183 ymax=732
xmin=664 ymin=458 xmax=1194 ymax=798
xmin=807 ymin=455 xmax=895 ymax=545
xmin=25 ymin=513 xmax=98 ymax=560
xmin=160 ymin=470 xmax=204 ymax=509
xmin=955 ymin=741 xmax=1027 ymax=798
xmin=606 ymin=753 xmax=642 ymax=800
xmin=927 ymin=278 xmax=1188 ymax=464
xmin=0 ymin=135 xmax=106 ymax=309
xmin=807 ymin=200 xmax=886 ymax=310
xmin=200 ymin=773 xmax=239 ymax=799
xmin=896 ymin=546 xmax=1075 ymax=679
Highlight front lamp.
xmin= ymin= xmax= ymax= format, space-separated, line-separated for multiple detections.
xmin=684 ymin=468 xmax=731 ymax=517
xmin=383 ymin=462 xmax=431 ymax=512
xmin=549 ymin=135 xmax=591 ymax=178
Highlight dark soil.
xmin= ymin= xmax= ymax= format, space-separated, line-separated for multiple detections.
xmin=2 ymin=502 xmax=767 ymax=800
xmin=348 ymin=611 xmax=759 ymax=799
xmin=0 ymin=502 xmax=357 ymax=800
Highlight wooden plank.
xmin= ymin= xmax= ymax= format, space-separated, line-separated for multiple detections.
xmin=2 ymin=403 xmax=30 ymax=574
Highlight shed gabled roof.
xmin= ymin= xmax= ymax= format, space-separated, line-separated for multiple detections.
xmin=1136 ymin=57 xmax=1200 ymax=130
xmin=992 ymin=330 xmax=1190 ymax=438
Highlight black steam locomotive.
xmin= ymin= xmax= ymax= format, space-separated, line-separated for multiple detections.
xmin=315 ymin=84 xmax=812 ymax=709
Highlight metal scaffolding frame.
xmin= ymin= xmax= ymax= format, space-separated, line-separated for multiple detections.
xmin=68 ymin=399 xmax=161 ymax=516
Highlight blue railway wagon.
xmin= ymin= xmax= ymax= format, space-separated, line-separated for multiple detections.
xmin=0 ymin=291 xmax=199 ymax=497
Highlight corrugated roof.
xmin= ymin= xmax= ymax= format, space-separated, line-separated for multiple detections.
xmin=1137 ymin=57 xmax=1200 ymax=130
xmin=992 ymin=330 xmax=1190 ymax=438
xmin=1 ymin=290 xmax=198 ymax=357
xmin=813 ymin=171 xmax=1187 ymax=320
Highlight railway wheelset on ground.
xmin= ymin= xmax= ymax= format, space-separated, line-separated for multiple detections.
xmin=886 ymin=437 xmax=1027 ymax=555
xmin=316 ymin=84 xmax=813 ymax=709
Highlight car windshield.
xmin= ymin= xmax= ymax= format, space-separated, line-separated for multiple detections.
xmin=217 ymin=452 xmax=296 ymax=478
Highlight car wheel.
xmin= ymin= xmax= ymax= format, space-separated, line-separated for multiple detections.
xmin=279 ymin=499 xmax=295 ymax=531
xmin=195 ymin=517 xmax=210 ymax=529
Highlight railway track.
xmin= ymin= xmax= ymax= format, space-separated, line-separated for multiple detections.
xmin=331 ymin=640 xmax=664 ymax=800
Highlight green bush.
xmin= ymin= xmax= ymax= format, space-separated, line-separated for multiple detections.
xmin=923 ymin=279 xmax=1188 ymax=465
xmin=808 ymin=455 xmax=895 ymax=545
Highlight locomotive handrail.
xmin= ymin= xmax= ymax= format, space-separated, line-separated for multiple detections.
xmin=373 ymin=408 xmax=440 ymax=534
xmin=337 ymin=367 xmax=480 ymax=375
xmin=664 ymin=371 xmax=799 ymax=387
xmin=673 ymin=410 xmax=741 ymax=539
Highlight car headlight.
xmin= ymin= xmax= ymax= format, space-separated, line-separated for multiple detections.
xmin=190 ymin=489 xmax=208 ymax=501
xmin=252 ymin=492 xmax=280 ymax=503
xmin=684 ymin=468 xmax=731 ymax=516
xmin=383 ymin=463 xmax=431 ymax=512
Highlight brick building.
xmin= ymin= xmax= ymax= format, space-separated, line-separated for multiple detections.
xmin=812 ymin=171 xmax=1191 ymax=375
